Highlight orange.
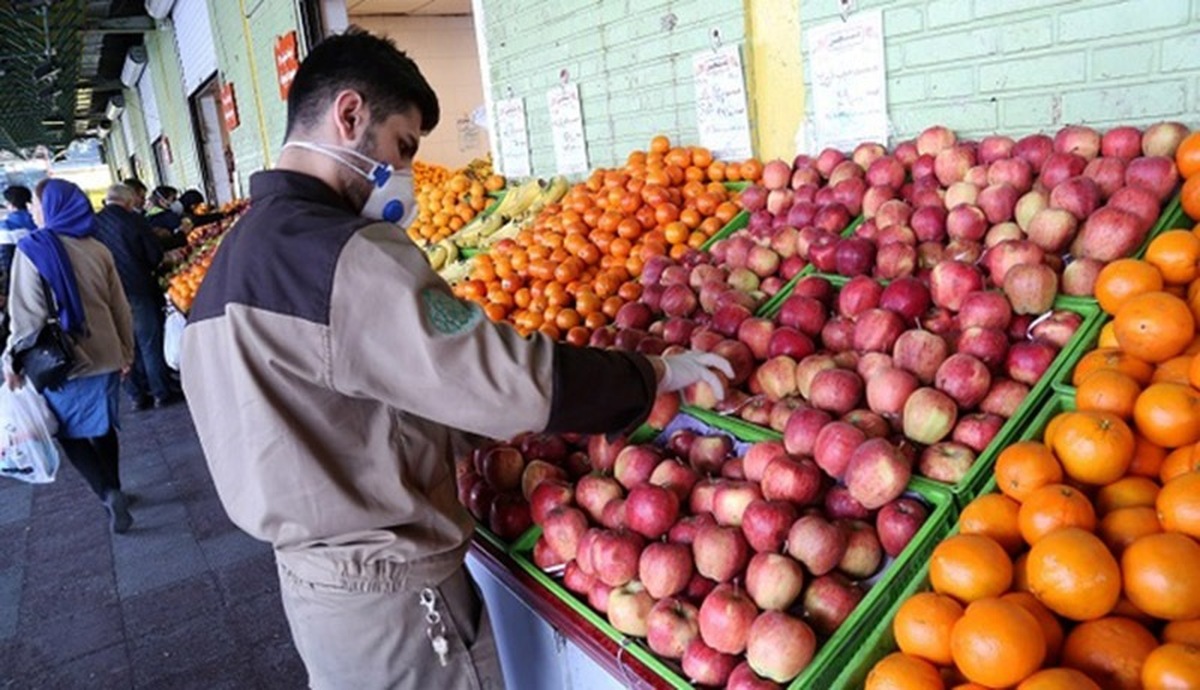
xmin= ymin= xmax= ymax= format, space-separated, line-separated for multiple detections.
xmin=1051 ymin=411 xmax=1134 ymax=485
xmin=1096 ymin=476 xmax=1161 ymax=514
xmin=1027 ymin=528 xmax=1121 ymax=621
xmin=1190 ymin=352 xmax=1200 ymax=389
xmin=1013 ymin=551 xmax=1032 ymax=592
xmin=1123 ymin=532 xmax=1200 ymax=620
xmin=1044 ymin=412 xmax=1071 ymax=448
xmin=1003 ymin=591 xmax=1066 ymax=663
xmin=1162 ymin=444 xmax=1200 ymax=483
xmin=1018 ymin=484 xmax=1097 ymax=544
xmin=893 ymin=592 xmax=964 ymax=666
xmin=1075 ymin=369 xmax=1142 ymax=419
xmin=950 ymin=597 xmax=1046 ymax=688
xmin=1134 ymin=383 xmax=1200 ymax=448
xmin=1185 ymin=175 xmax=1200 ymax=223
xmin=1113 ymin=291 xmax=1195 ymax=363
xmin=1061 ymin=617 xmax=1158 ymax=690
xmin=1112 ymin=595 xmax=1156 ymax=626
xmin=1098 ymin=506 xmax=1162 ymax=555
xmin=1128 ymin=435 xmax=1167 ymax=478
xmin=959 ymin=494 xmax=1024 ymax=554
xmin=1164 ymin=619 xmax=1200 ymax=646
xmin=649 ymin=135 xmax=671 ymax=154
xmin=1154 ymin=355 xmax=1196 ymax=385
xmin=1142 ymin=643 xmax=1200 ymax=689
xmin=1017 ymin=668 xmax=1102 ymax=690
xmin=1158 ymin=471 xmax=1200 ymax=538
xmin=995 ymin=441 xmax=1064 ymax=503
xmin=1178 ymin=130 xmax=1200 ymax=178
xmin=1094 ymin=259 xmax=1165 ymax=315
xmin=1146 ymin=230 xmax=1200 ymax=284
xmin=1072 ymin=349 xmax=1155 ymax=386
xmin=930 ymin=534 xmax=1013 ymax=604
xmin=864 ymin=652 xmax=945 ymax=690
xmin=1098 ymin=321 xmax=1119 ymax=348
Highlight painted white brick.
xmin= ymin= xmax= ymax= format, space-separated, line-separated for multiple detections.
xmin=974 ymin=0 xmax=1076 ymax=19
xmin=1059 ymin=0 xmax=1190 ymax=43
xmin=926 ymin=0 xmax=971 ymax=28
xmin=1000 ymin=17 xmax=1055 ymax=53
xmin=1061 ymin=80 xmax=1190 ymax=123
xmin=979 ymin=52 xmax=1087 ymax=92
xmin=883 ymin=6 xmax=924 ymax=35
xmin=903 ymin=28 xmax=1000 ymax=68
xmin=1162 ymin=31 xmax=1200 ymax=71
xmin=926 ymin=67 xmax=975 ymax=100
xmin=1093 ymin=42 xmax=1158 ymax=80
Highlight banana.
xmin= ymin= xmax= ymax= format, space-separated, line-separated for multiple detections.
xmin=426 ymin=244 xmax=449 ymax=270
xmin=436 ymin=238 xmax=459 ymax=264
xmin=544 ymin=176 xmax=570 ymax=204
xmin=438 ymin=258 xmax=475 ymax=285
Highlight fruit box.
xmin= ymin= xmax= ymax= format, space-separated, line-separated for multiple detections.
xmin=700 ymin=272 xmax=1103 ymax=509
xmin=506 ymin=412 xmax=958 ymax=690
xmin=829 ymin=392 xmax=1075 ymax=688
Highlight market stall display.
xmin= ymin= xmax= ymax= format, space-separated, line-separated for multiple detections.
xmin=164 ymin=202 xmax=250 ymax=313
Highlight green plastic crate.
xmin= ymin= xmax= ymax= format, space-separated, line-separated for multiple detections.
xmin=831 ymin=392 xmax=1075 ymax=688
xmin=700 ymin=209 xmax=750 ymax=250
xmin=724 ymin=181 xmax=750 ymax=192
xmin=1132 ymin=192 xmax=1189 ymax=259
xmin=507 ymin=459 xmax=958 ymax=690
xmin=697 ymin=272 xmax=1104 ymax=508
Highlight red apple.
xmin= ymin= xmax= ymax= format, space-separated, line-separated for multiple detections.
xmin=488 ymin=493 xmax=532 ymax=540
xmin=803 ymin=575 xmax=864 ymax=637
xmin=737 ymin=317 xmax=776 ymax=361
xmin=857 ymin=352 xmax=895 ymax=381
xmin=599 ymin=498 xmax=628 ymax=530
xmin=1083 ymin=157 xmax=1128 ymax=199
xmin=902 ymin=387 xmax=958 ymax=444
xmin=699 ymin=583 xmax=760 ymax=656
xmin=1014 ymin=133 xmax=1055 ymax=170
xmin=743 ymin=441 xmax=788 ymax=483
xmin=588 ymin=434 xmax=626 ymax=473
xmin=614 ymin=446 xmax=662 ymax=490
xmin=930 ymin=261 xmax=984 ymax=311
xmin=1049 ymin=175 xmax=1101 ymax=220
xmin=746 ymin=611 xmax=817 ymax=683
xmin=878 ymin=278 xmax=931 ymax=325
xmin=649 ymin=459 xmax=700 ymax=503
xmin=982 ymin=239 xmax=1045 ymax=287
xmin=1031 ymin=309 xmax=1083 ymax=348
xmin=910 ymin=205 xmax=947 ymax=243
xmin=935 ymin=146 xmax=976 ymax=186
xmin=1125 ymin=155 xmax=1180 ymax=201
xmin=892 ymin=329 xmax=950 ymax=385
xmin=608 ymin=580 xmax=655 ymax=636
xmin=980 ymin=378 xmax=1030 ymax=418
xmin=814 ymin=421 xmax=867 ymax=479
xmin=682 ymin=638 xmax=739 ymax=687
xmin=837 ymin=519 xmax=885 ymax=579
xmin=1142 ymin=121 xmax=1190 ymax=157
xmin=944 ymin=181 xmax=980 ymax=209
xmin=844 ymin=438 xmax=911 ymax=510
xmin=918 ymin=441 xmax=977 ymax=483
xmin=1061 ymin=257 xmax=1103 ymax=297
xmin=865 ymin=366 xmax=920 ymax=418
xmin=820 ymin=317 xmax=856 ymax=353
xmin=647 ymin=597 xmax=701 ymax=660
xmin=987 ymin=157 xmax=1033 ymax=193
xmin=639 ymin=541 xmax=694 ymax=600
xmin=588 ymin=581 xmax=613 ymax=614
xmin=853 ymin=308 xmax=906 ymax=354
xmin=1015 ymin=189 xmax=1049 ymax=230
xmin=825 ymin=485 xmax=871 ymax=521
xmin=530 ymin=479 xmax=574 ymax=526
xmin=713 ymin=339 xmax=755 ymax=387
xmin=777 ymin=295 xmax=826 ymax=337
xmin=768 ymin=397 xmax=805 ymax=433
xmin=626 ymin=484 xmax=680 ymax=540
xmin=838 ymin=275 xmax=884 ymax=318
xmin=956 ymin=327 xmax=1010 ymax=373
xmin=877 ymin=497 xmax=928 ymax=557
xmin=741 ymin=500 xmax=799 ymax=553
xmin=875 ymin=242 xmax=918 ymax=280
xmin=809 ymin=368 xmax=865 ymax=416
xmin=835 ymin=237 xmax=876 ymax=277
xmin=1040 ymin=152 xmax=1087 ymax=190
xmin=576 ymin=473 xmax=624 ymax=523
xmin=1055 ymin=125 xmax=1101 ymax=160
xmin=564 ymin=560 xmax=596 ymax=594
xmin=1006 ymin=340 xmax=1058 ymax=385
xmin=533 ymin=536 xmax=567 ymax=570
xmin=935 ymin=353 xmax=992 ymax=409
xmin=783 ymin=407 xmax=833 ymax=457
xmin=713 ymin=481 xmax=764 ymax=528
xmin=543 ymin=506 xmax=589 ymax=561
xmin=917 ymin=126 xmax=957 ymax=156
xmin=953 ymin=412 xmax=1005 ymax=453
xmin=591 ymin=529 xmax=645 ymax=587
xmin=786 ymin=514 xmax=847 ymax=576
xmin=761 ymin=456 xmax=823 ymax=506
xmin=693 ymin=524 xmax=751 ymax=583
xmin=520 ymin=460 xmax=568 ymax=502
xmin=1073 ymin=206 xmax=1145 ymax=262
xmin=755 ymin=355 xmax=799 ymax=401
xmin=745 ymin=552 xmax=805 ymax=612
xmin=481 ymin=446 xmax=525 ymax=492
xmin=689 ymin=435 xmax=734 ymax=475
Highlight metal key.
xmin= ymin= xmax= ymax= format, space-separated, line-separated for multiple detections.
xmin=431 ymin=634 xmax=449 ymax=667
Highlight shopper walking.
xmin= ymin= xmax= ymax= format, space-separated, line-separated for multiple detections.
xmin=4 ymin=179 xmax=135 ymax=533
xmin=0 ymin=185 xmax=37 ymax=342
xmin=93 ymin=183 xmax=176 ymax=410
xmin=181 ymin=28 xmax=729 ymax=690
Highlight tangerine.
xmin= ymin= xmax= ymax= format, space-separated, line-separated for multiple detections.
xmin=1113 ymin=291 xmax=1195 ymax=363
xmin=1134 ymin=383 xmax=1200 ymax=448
xmin=995 ymin=441 xmax=1064 ymax=503
xmin=1072 ymin=348 xmax=1155 ymax=386
xmin=959 ymin=494 xmax=1024 ymax=554
xmin=1060 ymin=616 xmax=1157 ymax=690
xmin=1076 ymin=369 xmax=1141 ymax=419
xmin=1164 ymin=619 xmax=1200 ymax=646
xmin=1128 ymin=434 xmax=1167 ymax=478
xmin=1002 ymin=591 xmax=1066 ymax=664
xmin=1153 ymin=355 xmax=1195 ymax=384
xmin=1142 ymin=643 xmax=1200 ymax=690
xmin=1146 ymin=230 xmax=1200 ymax=284
xmin=1184 ymin=175 xmax=1200 ymax=223
xmin=893 ymin=592 xmax=964 ymax=666
xmin=1094 ymin=258 xmax=1165 ymax=315
xmin=1178 ymin=130 xmax=1200 ymax=178
xmin=1051 ymin=411 xmax=1134 ymax=485
xmin=1095 ymin=476 xmax=1160 ymax=515
xmin=864 ymin=652 xmax=945 ymax=690
xmin=1016 ymin=668 xmax=1102 ymax=690
xmin=1018 ymin=484 xmax=1097 ymax=544
xmin=1098 ymin=506 xmax=1162 ymax=555
xmin=1161 ymin=443 xmax=1200 ymax=483
xmin=1026 ymin=528 xmax=1121 ymax=621
xmin=930 ymin=534 xmax=1013 ymax=603
xmin=950 ymin=597 xmax=1046 ymax=688
xmin=1157 ymin=471 xmax=1200 ymax=539
xmin=1122 ymin=532 xmax=1200 ymax=621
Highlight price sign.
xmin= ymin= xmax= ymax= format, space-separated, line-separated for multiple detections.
xmin=806 ymin=10 xmax=889 ymax=152
xmin=547 ymin=83 xmax=588 ymax=175
xmin=693 ymin=44 xmax=753 ymax=161
xmin=274 ymin=31 xmax=299 ymax=100
xmin=220 ymin=82 xmax=239 ymax=131
xmin=494 ymin=97 xmax=531 ymax=178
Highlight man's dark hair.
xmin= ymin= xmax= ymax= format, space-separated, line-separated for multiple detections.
xmin=152 ymin=186 xmax=178 ymax=203
xmin=179 ymin=189 xmax=204 ymax=212
xmin=123 ymin=178 xmax=147 ymax=194
xmin=4 ymin=185 xmax=31 ymax=210
xmin=285 ymin=27 xmax=439 ymax=138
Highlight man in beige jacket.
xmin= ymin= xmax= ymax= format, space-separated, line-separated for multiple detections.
xmin=181 ymin=29 xmax=728 ymax=690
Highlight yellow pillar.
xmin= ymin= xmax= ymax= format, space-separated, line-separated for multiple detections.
xmin=237 ymin=0 xmax=274 ymax=169
xmin=744 ymin=0 xmax=805 ymax=162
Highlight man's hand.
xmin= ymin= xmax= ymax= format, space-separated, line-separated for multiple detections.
xmin=655 ymin=352 xmax=735 ymax=400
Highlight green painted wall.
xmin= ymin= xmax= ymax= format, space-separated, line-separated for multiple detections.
xmin=141 ymin=23 xmax=204 ymax=190
xmin=800 ymin=0 xmax=1200 ymax=144
xmin=479 ymin=0 xmax=747 ymax=177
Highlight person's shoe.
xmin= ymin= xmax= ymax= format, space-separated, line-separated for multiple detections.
xmin=153 ymin=392 xmax=182 ymax=409
xmin=103 ymin=490 xmax=133 ymax=534
xmin=130 ymin=395 xmax=152 ymax=411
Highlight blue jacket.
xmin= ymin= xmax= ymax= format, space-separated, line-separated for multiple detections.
xmin=0 ymin=210 xmax=35 ymax=300
xmin=92 ymin=204 xmax=164 ymax=300
xmin=4 ymin=210 xmax=36 ymax=231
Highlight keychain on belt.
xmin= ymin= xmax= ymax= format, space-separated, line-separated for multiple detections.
xmin=419 ymin=588 xmax=450 ymax=667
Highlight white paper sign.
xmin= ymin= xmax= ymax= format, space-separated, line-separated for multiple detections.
xmin=547 ymin=83 xmax=589 ymax=175
xmin=806 ymin=10 xmax=889 ymax=152
xmin=693 ymin=45 xmax=753 ymax=161
xmin=494 ymin=98 xmax=531 ymax=178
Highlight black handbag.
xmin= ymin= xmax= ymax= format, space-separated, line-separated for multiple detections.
xmin=13 ymin=279 xmax=76 ymax=392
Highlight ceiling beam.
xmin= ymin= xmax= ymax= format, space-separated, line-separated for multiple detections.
xmin=83 ymin=15 xmax=154 ymax=35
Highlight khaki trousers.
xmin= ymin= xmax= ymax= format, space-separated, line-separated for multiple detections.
xmin=277 ymin=560 xmax=504 ymax=690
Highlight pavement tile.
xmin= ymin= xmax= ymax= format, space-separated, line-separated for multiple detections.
xmin=226 ymin=590 xmax=290 ymax=647
xmin=0 ymin=523 xmax=29 ymax=571
xmin=214 ymin=553 xmax=279 ymax=606
xmin=121 ymin=573 xmax=223 ymax=636
xmin=252 ymin=639 xmax=309 ymax=689
xmin=185 ymin=497 xmax=235 ymax=542
xmin=0 ymin=483 xmax=32 ymax=525
xmin=18 ymin=571 xmax=118 ymax=626
xmin=199 ymin=529 xmax=268 ymax=570
xmin=15 ymin=642 xmax=131 ymax=690
xmin=128 ymin=615 xmax=243 ymax=688
xmin=0 ymin=566 xmax=22 ymax=640
xmin=15 ymin=602 xmax=126 ymax=674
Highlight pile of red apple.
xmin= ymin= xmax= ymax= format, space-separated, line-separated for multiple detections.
xmin=528 ymin=419 xmax=933 ymax=688
xmin=740 ymin=122 xmax=1189 ymax=299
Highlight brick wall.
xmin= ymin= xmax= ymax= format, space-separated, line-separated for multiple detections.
xmin=145 ymin=24 xmax=204 ymax=189
xmin=479 ymin=0 xmax=746 ymax=177
xmin=801 ymin=0 xmax=1200 ymax=145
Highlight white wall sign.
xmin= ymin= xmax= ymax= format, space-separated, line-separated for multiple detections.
xmin=692 ymin=45 xmax=753 ymax=161
xmin=494 ymin=97 xmax=531 ymax=178
xmin=806 ymin=9 xmax=889 ymax=152
xmin=547 ymin=83 xmax=588 ymax=176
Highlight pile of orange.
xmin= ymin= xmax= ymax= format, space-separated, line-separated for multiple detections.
xmin=409 ymin=160 xmax=505 ymax=244
xmin=866 ymin=407 xmax=1200 ymax=689
xmin=1179 ymin=130 xmax=1200 ymax=222
xmin=452 ymin=136 xmax=756 ymax=341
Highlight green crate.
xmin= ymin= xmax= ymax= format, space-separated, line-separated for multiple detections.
xmin=700 ymin=209 xmax=750 ymax=250
xmin=831 ymin=392 xmax=1075 ymax=688
xmin=699 ymin=271 xmax=1104 ymax=508
xmin=507 ymin=464 xmax=957 ymax=690
xmin=678 ymin=405 xmax=784 ymax=442
xmin=1133 ymin=192 xmax=1189 ymax=259
xmin=724 ymin=181 xmax=750 ymax=192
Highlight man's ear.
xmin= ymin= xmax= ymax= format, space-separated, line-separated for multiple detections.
xmin=331 ymin=89 xmax=369 ymax=146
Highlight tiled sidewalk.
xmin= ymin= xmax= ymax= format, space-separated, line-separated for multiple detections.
xmin=0 ymin=402 xmax=307 ymax=689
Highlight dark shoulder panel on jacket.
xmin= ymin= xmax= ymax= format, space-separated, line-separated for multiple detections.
xmin=188 ymin=171 xmax=375 ymax=326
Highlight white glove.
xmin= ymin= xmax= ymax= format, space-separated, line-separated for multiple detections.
xmin=658 ymin=351 xmax=735 ymax=400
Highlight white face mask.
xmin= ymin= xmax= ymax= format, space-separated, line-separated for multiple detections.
xmin=284 ymin=141 xmax=416 ymax=226
xmin=169 ymin=200 xmax=184 ymax=215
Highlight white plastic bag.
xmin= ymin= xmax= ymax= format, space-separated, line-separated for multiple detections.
xmin=164 ymin=304 xmax=186 ymax=371
xmin=0 ymin=383 xmax=60 ymax=484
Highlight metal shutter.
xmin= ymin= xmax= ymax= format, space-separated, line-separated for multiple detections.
xmin=170 ymin=0 xmax=217 ymax=96
xmin=120 ymin=113 xmax=135 ymax=160
xmin=137 ymin=67 xmax=162 ymax=140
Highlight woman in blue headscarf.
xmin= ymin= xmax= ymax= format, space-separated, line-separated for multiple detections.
xmin=3 ymin=179 xmax=135 ymax=533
